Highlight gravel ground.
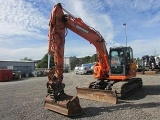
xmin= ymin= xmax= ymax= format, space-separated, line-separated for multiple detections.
xmin=0 ymin=72 xmax=160 ymax=120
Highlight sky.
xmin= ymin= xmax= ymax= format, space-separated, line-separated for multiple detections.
xmin=0 ymin=0 xmax=160 ymax=60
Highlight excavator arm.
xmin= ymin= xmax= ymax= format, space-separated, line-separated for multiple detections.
xmin=47 ymin=3 xmax=65 ymax=86
xmin=45 ymin=3 xmax=82 ymax=116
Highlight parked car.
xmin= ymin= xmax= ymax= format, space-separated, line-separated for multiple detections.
xmin=78 ymin=66 xmax=88 ymax=75
xmin=74 ymin=66 xmax=80 ymax=74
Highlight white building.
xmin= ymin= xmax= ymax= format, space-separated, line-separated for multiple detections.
xmin=64 ymin=57 xmax=70 ymax=69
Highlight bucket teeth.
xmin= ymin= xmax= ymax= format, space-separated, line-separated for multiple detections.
xmin=76 ymin=87 xmax=117 ymax=104
xmin=44 ymin=93 xmax=82 ymax=116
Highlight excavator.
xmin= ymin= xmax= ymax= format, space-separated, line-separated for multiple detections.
xmin=44 ymin=3 xmax=143 ymax=116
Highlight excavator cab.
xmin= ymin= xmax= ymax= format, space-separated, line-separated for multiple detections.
xmin=109 ymin=47 xmax=133 ymax=76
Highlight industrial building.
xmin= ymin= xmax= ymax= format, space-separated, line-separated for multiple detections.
xmin=64 ymin=57 xmax=71 ymax=72
xmin=0 ymin=60 xmax=35 ymax=76
xmin=64 ymin=57 xmax=70 ymax=68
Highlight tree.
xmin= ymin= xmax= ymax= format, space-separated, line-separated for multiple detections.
xmin=82 ymin=56 xmax=91 ymax=63
xmin=37 ymin=53 xmax=98 ymax=69
xmin=69 ymin=54 xmax=98 ymax=70
xmin=37 ymin=54 xmax=54 ymax=68
xmin=89 ymin=54 xmax=97 ymax=63
xmin=70 ymin=56 xmax=79 ymax=70
xmin=20 ymin=57 xmax=32 ymax=61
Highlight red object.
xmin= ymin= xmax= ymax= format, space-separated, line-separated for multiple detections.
xmin=0 ymin=69 xmax=13 ymax=82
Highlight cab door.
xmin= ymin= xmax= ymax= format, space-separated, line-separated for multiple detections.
xmin=110 ymin=49 xmax=125 ymax=75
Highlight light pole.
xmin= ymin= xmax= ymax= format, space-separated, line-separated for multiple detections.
xmin=123 ymin=23 xmax=127 ymax=47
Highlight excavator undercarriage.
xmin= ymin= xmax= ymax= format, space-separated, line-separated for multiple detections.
xmin=76 ymin=77 xmax=142 ymax=103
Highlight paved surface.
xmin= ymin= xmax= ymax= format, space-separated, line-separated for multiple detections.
xmin=0 ymin=72 xmax=160 ymax=120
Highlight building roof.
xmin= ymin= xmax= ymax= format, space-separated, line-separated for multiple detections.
xmin=0 ymin=60 xmax=35 ymax=63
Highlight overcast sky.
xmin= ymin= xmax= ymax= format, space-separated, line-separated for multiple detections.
xmin=0 ymin=0 xmax=160 ymax=60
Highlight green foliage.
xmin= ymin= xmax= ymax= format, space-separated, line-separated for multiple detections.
xmin=135 ymin=57 xmax=142 ymax=61
xmin=70 ymin=54 xmax=97 ymax=70
xmin=20 ymin=57 xmax=32 ymax=61
xmin=70 ymin=56 xmax=79 ymax=70
xmin=89 ymin=54 xmax=97 ymax=63
xmin=36 ymin=54 xmax=54 ymax=68
xmin=36 ymin=53 xmax=97 ymax=69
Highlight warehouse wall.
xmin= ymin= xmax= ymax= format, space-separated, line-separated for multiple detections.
xmin=0 ymin=61 xmax=35 ymax=75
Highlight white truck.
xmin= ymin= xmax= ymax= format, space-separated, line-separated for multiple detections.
xmin=74 ymin=63 xmax=94 ymax=75
xmin=155 ymin=55 xmax=160 ymax=69
xmin=74 ymin=66 xmax=80 ymax=74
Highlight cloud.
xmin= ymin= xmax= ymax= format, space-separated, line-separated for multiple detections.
xmin=0 ymin=0 xmax=49 ymax=60
xmin=64 ymin=38 xmax=96 ymax=57
xmin=0 ymin=0 xmax=48 ymax=38
xmin=130 ymin=0 xmax=160 ymax=27
xmin=146 ymin=13 xmax=160 ymax=27
xmin=129 ymin=38 xmax=160 ymax=58
xmin=133 ymin=0 xmax=160 ymax=12
xmin=0 ymin=0 xmax=160 ymax=61
xmin=0 ymin=46 xmax=47 ymax=60
xmin=73 ymin=0 xmax=114 ymax=42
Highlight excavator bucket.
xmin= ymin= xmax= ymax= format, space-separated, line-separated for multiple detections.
xmin=44 ymin=93 xmax=82 ymax=116
xmin=76 ymin=87 xmax=117 ymax=104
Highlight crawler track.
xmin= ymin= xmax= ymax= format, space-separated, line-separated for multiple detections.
xmin=112 ymin=78 xmax=143 ymax=99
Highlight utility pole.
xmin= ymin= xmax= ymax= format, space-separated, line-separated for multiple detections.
xmin=123 ymin=23 xmax=127 ymax=47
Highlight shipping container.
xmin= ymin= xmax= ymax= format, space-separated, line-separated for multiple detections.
xmin=0 ymin=69 xmax=13 ymax=82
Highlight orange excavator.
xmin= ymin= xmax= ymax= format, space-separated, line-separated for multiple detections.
xmin=44 ymin=3 xmax=143 ymax=116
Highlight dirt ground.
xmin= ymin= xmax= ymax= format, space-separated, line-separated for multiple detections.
xmin=0 ymin=72 xmax=160 ymax=120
